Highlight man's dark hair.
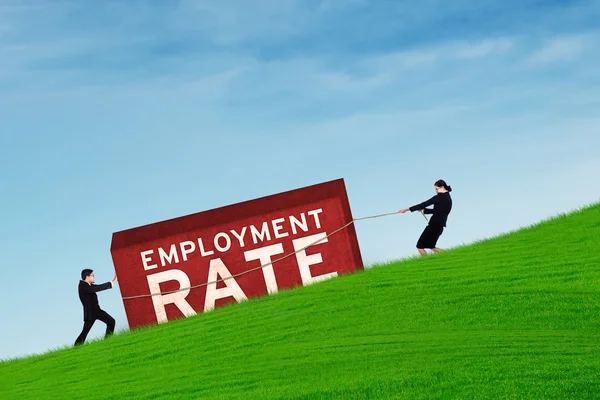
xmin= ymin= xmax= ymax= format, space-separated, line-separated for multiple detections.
xmin=81 ymin=269 xmax=94 ymax=280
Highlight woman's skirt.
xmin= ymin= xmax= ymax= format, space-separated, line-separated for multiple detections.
xmin=416 ymin=224 xmax=444 ymax=249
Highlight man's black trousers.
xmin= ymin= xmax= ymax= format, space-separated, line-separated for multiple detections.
xmin=74 ymin=310 xmax=116 ymax=345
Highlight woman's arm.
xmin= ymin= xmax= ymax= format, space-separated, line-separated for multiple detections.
xmin=399 ymin=195 xmax=439 ymax=213
xmin=409 ymin=195 xmax=439 ymax=212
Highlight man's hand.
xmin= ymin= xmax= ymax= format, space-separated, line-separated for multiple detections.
xmin=112 ymin=272 xmax=118 ymax=285
xmin=399 ymin=208 xmax=410 ymax=214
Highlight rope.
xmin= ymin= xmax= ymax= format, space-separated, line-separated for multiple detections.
xmin=121 ymin=210 xmax=407 ymax=300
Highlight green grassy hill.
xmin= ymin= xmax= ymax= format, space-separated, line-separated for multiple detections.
xmin=2 ymin=202 xmax=600 ymax=399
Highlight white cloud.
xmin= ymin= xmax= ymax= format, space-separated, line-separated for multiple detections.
xmin=527 ymin=34 xmax=589 ymax=64
xmin=168 ymin=0 xmax=308 ymax=45
xmin=312 ymin=71 xmax=393 ymax=91
xmin=1 ymin=1 xmax=598 ymax=128
xmin=0 ymin=3 xmax=48 ymax=13
xmin=299 ymin=104 xmax=476 ymax=141
xmin=454 ymin=38 xmax=513 ymax=59
xmin=372 ymin=49 xmax=439 ymax=70
xmin=316 ymin=0 xmax=366 ymax=13
xmin=362 ymin=36 xmax=514 ymax=77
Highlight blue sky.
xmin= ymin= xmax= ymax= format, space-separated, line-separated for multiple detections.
xmin=1 ymin=0 xmax=599 ymax=361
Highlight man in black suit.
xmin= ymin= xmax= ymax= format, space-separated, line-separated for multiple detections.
xmin=74 ymin=269 xmax=118 ymax=346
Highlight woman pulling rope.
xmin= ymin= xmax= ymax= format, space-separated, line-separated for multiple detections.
xmin=399 ymin=179 xmax=453 ymax=256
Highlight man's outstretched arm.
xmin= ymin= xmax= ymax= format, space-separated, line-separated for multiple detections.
xmin=81 ymin=282 xmax=112 ymax=293
xmin=81 ymin=273 xmax=118 ymax=293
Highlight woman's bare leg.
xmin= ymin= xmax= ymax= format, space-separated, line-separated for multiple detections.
xmin=432 ymin=247 xmax=443 ymax=253
xmin=417 ymin=248 xmax=427 ymax=256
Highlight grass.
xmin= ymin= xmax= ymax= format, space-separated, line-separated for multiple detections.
xmin=2 ymin=201 xmax=600 ymax=399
